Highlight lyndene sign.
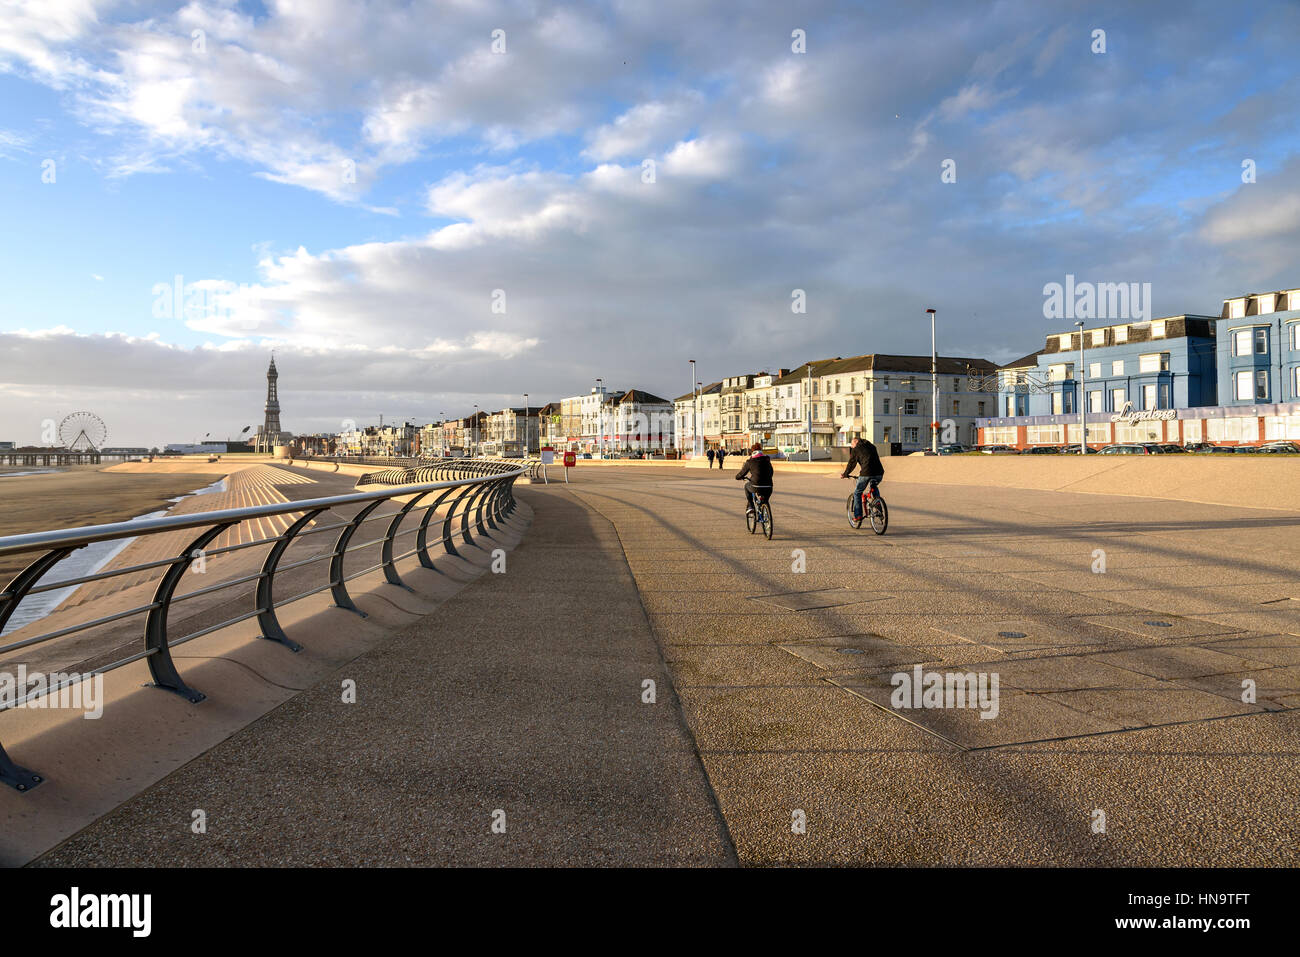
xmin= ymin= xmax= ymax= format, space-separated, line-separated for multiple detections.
xmin=1110 ymin=401 xmax=1176 ymax=422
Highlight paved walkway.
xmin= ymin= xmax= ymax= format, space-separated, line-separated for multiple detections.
xmin=32 ymin=465 xmax=1300 ymax=866
xmin=35 ymin=486 xmax=734 ymax=866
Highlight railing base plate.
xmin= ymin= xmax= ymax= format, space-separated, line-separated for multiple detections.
xmin=0 ymin=751 xmax=42 ymax=792
xmin=260 ymin=633 xmax=303 ymax=652
xmin=148 ymin=682 xmax=206 ymax=705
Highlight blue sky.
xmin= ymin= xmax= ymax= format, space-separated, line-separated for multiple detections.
xmin=2 ymin=0 xmax=1299 ymax=446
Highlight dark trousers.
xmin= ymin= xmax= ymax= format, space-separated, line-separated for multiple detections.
xmin=744 ymin=482 xmax=771 ymax=510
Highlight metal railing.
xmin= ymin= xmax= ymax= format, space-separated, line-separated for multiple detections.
xmin=0 ymin=463 xmax=525 ymax=792
xmin=356 ymin=457 xmax=545 ymax=485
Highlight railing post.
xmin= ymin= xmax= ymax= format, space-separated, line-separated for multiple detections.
xmin=461 ymin=481 xmax=486 ymax=547
xmin=441 ymin=484 xmax=478 ymax=558
xmin=0 ymin=545 xmax=81 ymax=634
xmin=145 ymin=523 xmax=235 ymax=703
xmin=415 ymin=487 xmax=458 ymax=569
xmin=472 ymin=480 xmax=493 ymax=537
xmin=256 ymin=508 xmax=325 ymax=651
xmin=330 ymin=500 xmax=385 ymax=616
xmin=483 ymin=478 xmax=501 ymax=530
xmin=381 ymin=491 xmax=431 ymax=589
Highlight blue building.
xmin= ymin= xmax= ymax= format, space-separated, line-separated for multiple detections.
xmin=1000 ymin=316 xmax=1218 ymax=418
xmin=1216 ymin=288 xmax=1300 ymax=405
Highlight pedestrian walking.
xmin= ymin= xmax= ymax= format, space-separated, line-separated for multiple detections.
xmin=716 ymin=447 xmax=727 ymax=469
xmin=706 ymin=447 xmax=715 ymax=468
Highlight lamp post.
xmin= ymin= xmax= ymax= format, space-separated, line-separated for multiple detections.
xmin=926 ymin=308 xmax=938 ymax=454
xmin=523 ymin=393 xmax=529 ymax=456
xmin=473 ymin=404 xmax=479 ymax=457
xmin=805 ymin=363 xmax=813 ymax=462
xmin=688 ymin=359 xmax=697 ymax=457
xmin=595 ymin=378 xmax=603 ymax=458
xmin=1075 ymin=320 xmax=1086 ymax=454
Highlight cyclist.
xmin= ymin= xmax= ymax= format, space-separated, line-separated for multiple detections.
xmin=735 ymin=442 xmax=773 ymax=515
xmin=841 ymin=435 xmax=884 ymax=521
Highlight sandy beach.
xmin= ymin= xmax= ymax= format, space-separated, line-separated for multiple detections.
xmin=0 ymin=466 xmax=215 ymax=581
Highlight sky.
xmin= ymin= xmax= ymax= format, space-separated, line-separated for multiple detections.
xmin=1 ymin=0 xmax=1299 ymax=448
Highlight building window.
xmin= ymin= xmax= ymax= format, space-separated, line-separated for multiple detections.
xmin=1294 ymin=366 xmax=1300 ymax=399
xmin=951 ymin=400 xmax=960 ymax=415
xmin=1091 ymin=329 xmax=1105 ymax=347
xmin=1052 ymin=391 xmax=1063 ymax=414
xmin=1235 ymin=370 xmax=1253 ymax=400
xmin=903 ymin=427 xmax=919 ymax=444
xmin=1151 ymin=319 xmax=1166 ymax=338
xmin=1290 ymin=324 xmax=1300 ymax=351
xmin=1228 ymin=299 xmax=1246 ymax=319
xmin=1158 ymin=383 xmax=1170 ymax=409
xmin=978 ymin=401 xmax=986 ymax=415
xmin=1257 ymin=369 xmax=1269 ymax=400
xmin=1111 ymin=360 xmax=1124 ymax=376
xmin=1139 ymin=352 xmax=1169 ymax=373
xmin=904 ymin=399 xmax=919 ymax=415
xmin=1114 ymin=325 xmax=1128 ymax=343
xmin=835 ymin=379 xmax=842 ymax=393
xmin=1048 ymin=363 xmax=1073 ymax=381
xmin=953 ymin=378 xmax=960 ymax=392
xmin=1089 ymin=390 xmax=1103 ymax=413
xmin=1089 ymin=362 xmax=1102 ymax=379
xmin=1256 ymin=328 xmax=1269 ymax=354
xmin=1111 ymin=387 xmax=1125 ymax=410
xmin=1058 ymin=334 xmax=1071 ymax=349
xmin=883 ymin=398 xmax=890 ymax=414
xmin=882 ymin=377 xmax=890 ymax=389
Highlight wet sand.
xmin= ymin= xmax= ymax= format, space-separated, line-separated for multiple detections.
xmin=0 ymin=467 xmax=214 ymax=580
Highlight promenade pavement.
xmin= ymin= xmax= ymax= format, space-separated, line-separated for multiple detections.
xmin=33 ymin=465 xmax=1300 ymax=866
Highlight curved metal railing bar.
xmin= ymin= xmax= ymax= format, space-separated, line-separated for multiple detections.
xmin=0 ymin=466 xmax=525 ymax=792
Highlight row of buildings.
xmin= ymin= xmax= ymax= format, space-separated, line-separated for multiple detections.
xmin=672 ymin=355 xmax=1000 ymax=456
xmin=975 ymin=285 xmax=1300 ymax=449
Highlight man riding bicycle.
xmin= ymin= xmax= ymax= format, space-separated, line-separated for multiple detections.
xmin=841 ymin=436 xmax=884 ymax=520
xmin=735 ymin=442 xmax=773 ymax=515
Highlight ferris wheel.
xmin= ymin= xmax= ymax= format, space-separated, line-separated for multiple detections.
xmin=58 ymin=411 xmax=108 ymax=452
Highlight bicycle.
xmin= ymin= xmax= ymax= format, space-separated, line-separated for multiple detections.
xmin=746 ymin=487 xmax=774 ymax=540
xmin=846 ymin=478 xmax=888 ymax=534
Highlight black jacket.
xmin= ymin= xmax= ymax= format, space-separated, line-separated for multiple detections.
xmin=735 ymin=452 xmax=774 ymax=486
xmin=841 ymin=440 xmax=884 ymax=478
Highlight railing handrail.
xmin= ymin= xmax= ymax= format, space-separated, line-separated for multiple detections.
xmin=0 ymin=468 xmax=524 ymax=558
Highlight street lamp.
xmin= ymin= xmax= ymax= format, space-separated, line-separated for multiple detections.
xmin=1075 ymin=320 xmax=1087 ymax=454
xmin=926 ymin=308 xmax=938 ymax=454
xmin=595 ymin=377 xmax=603 ymax=458
xmin=805 ymin=363 xmax=813 ymax=462
xmin=688 ymin=359 xmax=698 ymax=458
xmin=473 ymin=404 xmax=479 ymax=457
xmin=523 ymin=393 xmax=529 ymax=456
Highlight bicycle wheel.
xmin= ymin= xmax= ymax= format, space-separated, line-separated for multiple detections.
xmin=760 ymin=503 xmax=773 ymax=540
xmin=846 ymin=493 xmax=863 ymax=529
xmin=746 ymin=501 xmax=756 ymax=533
xmin=870 ymin=497 xmax=889 ymax=535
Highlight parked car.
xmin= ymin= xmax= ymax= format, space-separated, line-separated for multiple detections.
xmin=1184 ymin=442 xmax=1222 ymax=453
xmin=936 ymin=443 xmax=970 ymax=455
xmin=1099 ymin=444 xmax=1156 ymax=454
xmin=1157 ymin=444 xmax=1188 ymax=453
xmin=1258 ymin=441 xmax=1300 ymax=454
xmin=1138 ymin=443 xmax=1167 ymax=453
xmin=1025 ymin=445 xmax=1060 ymax=454
xmin=979 ymin=445 xmax=1019 ymax=454
xmin=1233 ymin=445 xmax=1259 ymax=453
xmin=1059 ymin=445 xmax=1099 ymax=454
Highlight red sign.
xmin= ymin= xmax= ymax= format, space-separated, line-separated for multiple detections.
xmin=563 ymin=451 xmax=576 ymax=468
